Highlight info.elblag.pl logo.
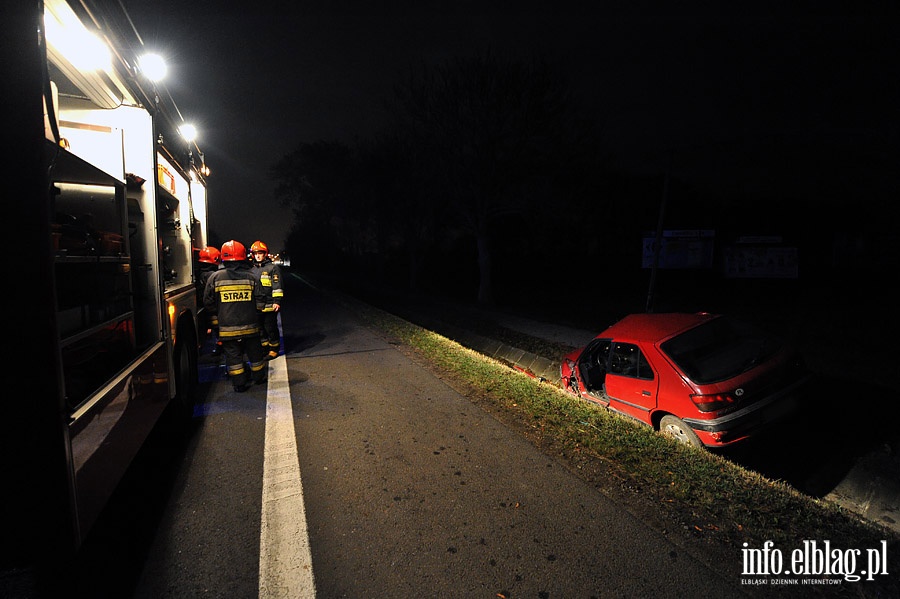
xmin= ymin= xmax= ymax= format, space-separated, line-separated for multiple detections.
xmin=741 ymin=540 xmax=889 ymax=586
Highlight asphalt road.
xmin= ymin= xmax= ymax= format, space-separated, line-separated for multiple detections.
xmin=67 ymin=273 xmax=779 ymax=599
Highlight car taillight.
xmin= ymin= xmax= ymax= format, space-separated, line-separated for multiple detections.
xmin=690 ymin=392 xmax=737 ymax=412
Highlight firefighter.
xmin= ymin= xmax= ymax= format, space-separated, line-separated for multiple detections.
xmin=196 ymin=246 xmax=223 ymax=354
xmin=249 ymin=240 xmax=284 ymax=360
xmin=203 ymin=240 xmax=267 ymax=392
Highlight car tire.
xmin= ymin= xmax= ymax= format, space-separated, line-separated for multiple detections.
xmin=659 ymin=415 xmax=703 ymax=448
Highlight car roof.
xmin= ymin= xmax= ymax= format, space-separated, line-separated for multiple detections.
xmin=600 ymin=312 xmax=720 ymax=343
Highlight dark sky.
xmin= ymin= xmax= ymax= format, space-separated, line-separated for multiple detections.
xmin=124 ymin=1 xmax=899 ymax=250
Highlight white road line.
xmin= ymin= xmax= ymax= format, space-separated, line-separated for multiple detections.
xmin=259 ymin=355 xmax=316 ymax=598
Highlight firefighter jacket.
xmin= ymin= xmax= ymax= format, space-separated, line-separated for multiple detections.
xmin=250 ymin=257 xmax=284 ymax=313
xmin=203 ymin=262 xmax=265 ymax=338
xmin=196 ymin=262 xmax=222 ymax=328
xmin=196 ymin=262 xmax=219 ymax=292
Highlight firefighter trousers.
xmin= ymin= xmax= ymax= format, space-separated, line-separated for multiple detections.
xmin=259 ymin=311 xmax=281 ymax=359
xmin=222 ymin=334 xmax=267 ymax=390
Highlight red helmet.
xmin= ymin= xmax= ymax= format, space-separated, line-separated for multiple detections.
xmin=198 ymin=246 xmax=220 ymax=264
xmin=250 ymin=240 xmax=268 ymax=256
xmin=220 ymin=240 xmax=246 ymax=261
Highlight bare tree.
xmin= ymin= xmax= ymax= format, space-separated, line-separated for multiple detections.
xmin=271 ymin=140 xmax=366 ymax=267
xmin=359 ymin=132 xmax=443 ymax=291
xmin=389 ymin=51 xmax=579 ymax=304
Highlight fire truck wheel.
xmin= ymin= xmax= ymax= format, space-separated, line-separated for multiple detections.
xmin=171 ymin=328 xmax=198 ymax=429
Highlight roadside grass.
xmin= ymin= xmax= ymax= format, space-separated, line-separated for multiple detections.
xmin=339 ymin=293 xmax=898 ymax=557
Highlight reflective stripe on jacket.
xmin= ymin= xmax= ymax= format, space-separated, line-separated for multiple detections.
xmin=251 ymin=258 xmax=284 ymax=312
xmin=203 ymin=263 xmax=265 ymax=337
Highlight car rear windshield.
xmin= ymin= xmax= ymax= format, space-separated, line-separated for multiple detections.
xmin=660 ymin=316 xmax=785 ymax=384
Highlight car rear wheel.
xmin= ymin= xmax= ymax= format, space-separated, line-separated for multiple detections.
xmin=660 ymin=415 xmax=703 ymax=448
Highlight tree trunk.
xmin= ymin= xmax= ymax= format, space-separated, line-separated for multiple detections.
xmin=407 ymin=236 xmax=424 ymax=292
xmin=476 ymin=231 xmax=493 ymax=305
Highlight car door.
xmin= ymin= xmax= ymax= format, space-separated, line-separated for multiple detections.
xmin=604 ymin=342 xmax=658 ymax=423
xmin=574 ymin=338 xmax=611 ymax=398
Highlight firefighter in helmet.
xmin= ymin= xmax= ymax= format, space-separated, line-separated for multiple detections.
xmin=249 ymin=240 xmax=284 ymax=360
xmin=196 ymin=246 xmax=222 ymax=354
xmin=203 ymin=240 xmax=267 ymax=392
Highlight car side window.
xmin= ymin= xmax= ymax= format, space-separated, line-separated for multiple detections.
xmin=609 ymin=343 xmax=653 ymax=381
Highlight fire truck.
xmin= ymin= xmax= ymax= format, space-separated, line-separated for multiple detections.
xmin=6 ymin=0 xmax=211 ymax=586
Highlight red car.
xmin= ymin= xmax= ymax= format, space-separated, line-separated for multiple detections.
xmin=559 ymin=312 xmax=810 ymax=447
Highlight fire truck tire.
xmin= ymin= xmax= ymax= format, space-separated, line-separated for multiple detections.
xmin=171 ymin=326 xmax=199 ymax=428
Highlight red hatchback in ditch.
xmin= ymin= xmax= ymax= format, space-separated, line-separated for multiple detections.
xmin=559 ymin=312 xmax=811 ymax=448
